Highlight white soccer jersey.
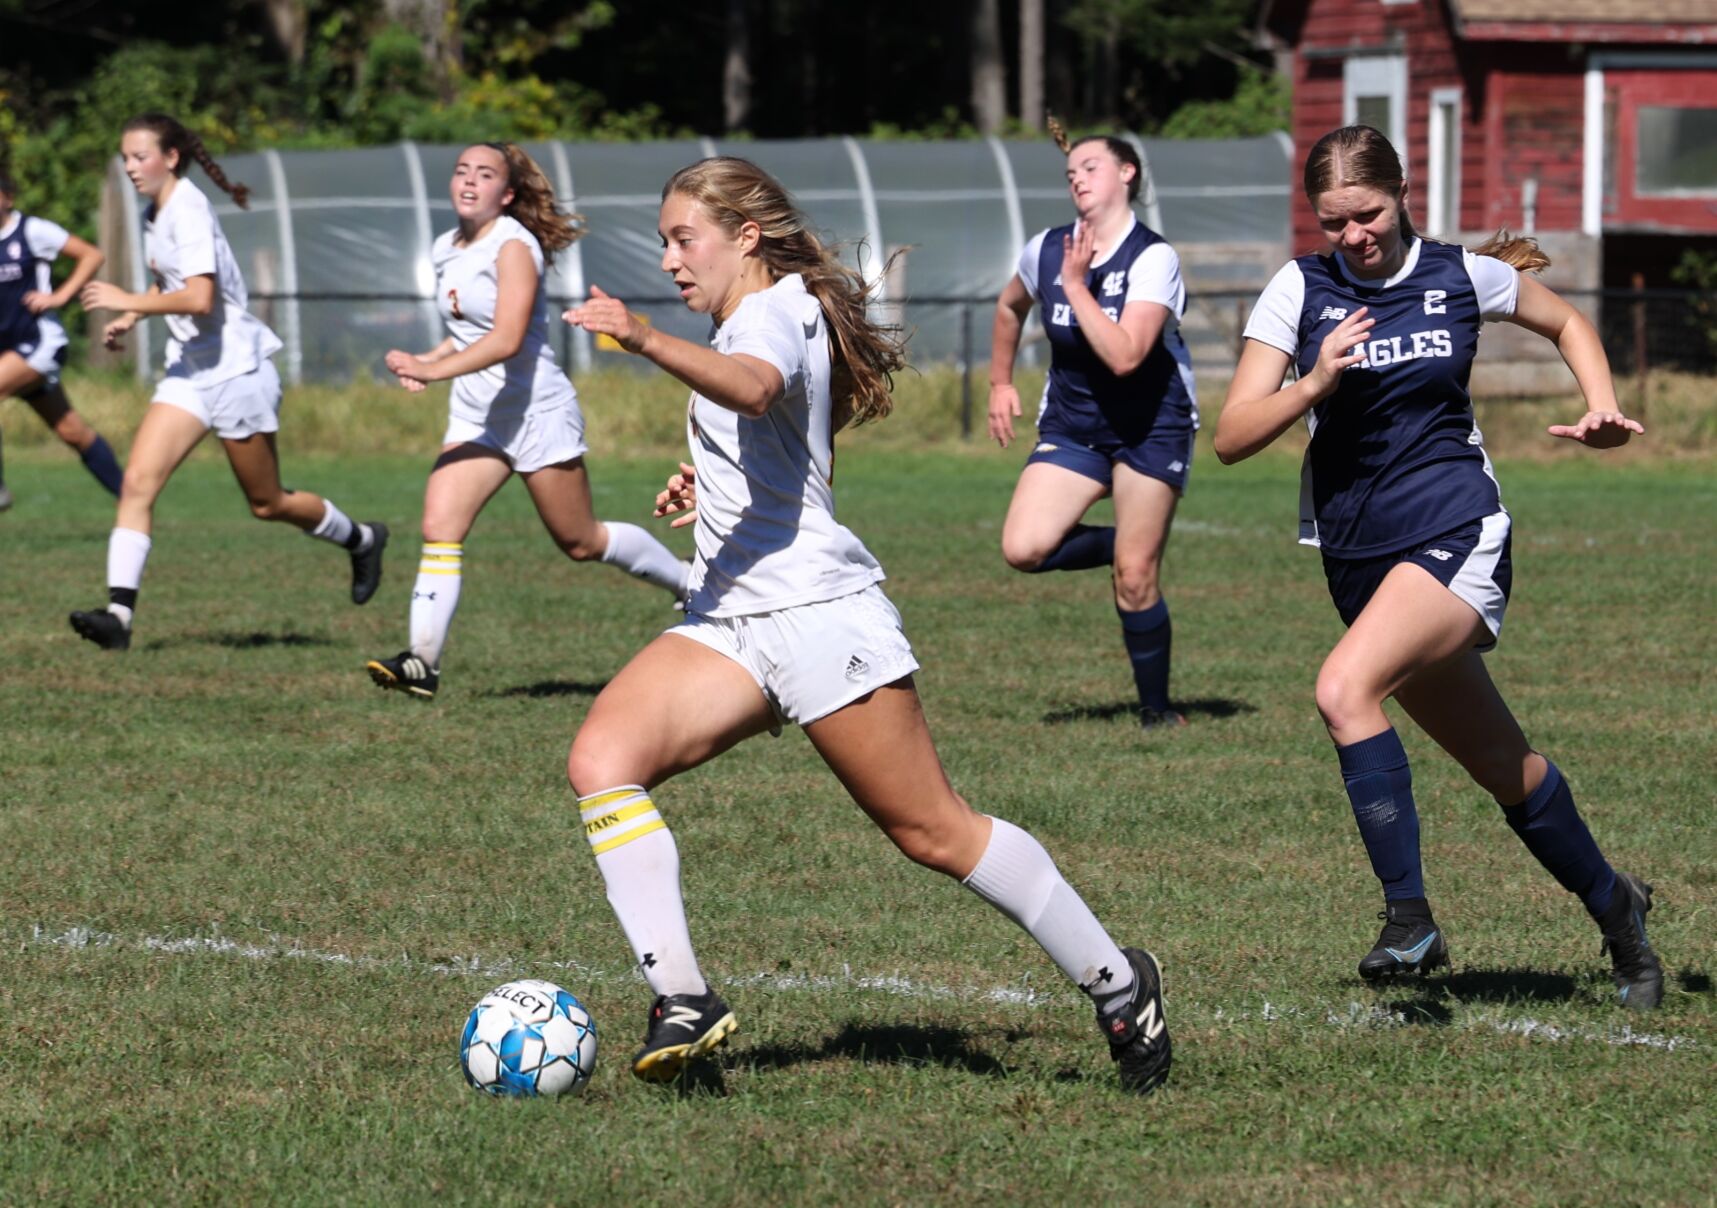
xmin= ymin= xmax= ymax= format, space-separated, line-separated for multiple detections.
xmin=683 ymin=273 xmax=885 ymax=618
xmin=144 ymin=179 xmax=282 ymax=383
xmin=432 ymin=215 xmax=576 ymax=426
xmin=0 ymin=212 xmax=71 ymax=352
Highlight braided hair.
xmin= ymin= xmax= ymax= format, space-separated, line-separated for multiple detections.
xmin=122 ymin=114 xmax=251 ymax=210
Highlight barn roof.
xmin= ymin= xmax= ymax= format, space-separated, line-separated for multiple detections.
xmin=1452 ymin=0 xmax=1717 ymax=20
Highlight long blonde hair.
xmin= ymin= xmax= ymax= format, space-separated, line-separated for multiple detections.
xmin=480 ymin=142 xmax=583 ymax=268
xmin=1303 ymin=125 xmax=1549 ymax=272
xmin=662 ymin=157 xmax=906 ymax=425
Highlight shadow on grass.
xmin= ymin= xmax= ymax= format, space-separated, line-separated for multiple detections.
xmin=145 ymin=630 xmax=335 ymax=651
xmin=739 ymin=1022 xmax=1011 ymax=1079
xmin=1041 ymin=696 xmax=1256 ymax=725
xmin=1442 ymin=967 xmax=1582 ymax=1004
xmin=487 ymin=680 xmax=608 ymax=699
xmin=1676 ymin=969 xmax=1712 ymax=994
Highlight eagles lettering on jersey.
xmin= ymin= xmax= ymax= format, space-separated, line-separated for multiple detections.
xmin=1296 ymin=240 xmax=1502 ymax=559
xmin=1036 ymin=221 xmax=1195 ymax=445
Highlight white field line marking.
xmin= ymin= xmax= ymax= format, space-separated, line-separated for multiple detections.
xmin=26 ymin=925 xmax=1698 ymax=1053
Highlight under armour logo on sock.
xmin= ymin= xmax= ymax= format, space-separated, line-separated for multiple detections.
xmin=412 ymin=591 xmax=437 ymax=601
xmin=640 ymin=953 xmax=658 ymax=969
xmin=1081 ymin=966 xmax=1115 ymax=993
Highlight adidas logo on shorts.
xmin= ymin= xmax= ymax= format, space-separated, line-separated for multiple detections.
xmin=1318 ymin=306 xmax=1349 ymax=321
xmin=844 ymin=655 xmax=870 ymax=681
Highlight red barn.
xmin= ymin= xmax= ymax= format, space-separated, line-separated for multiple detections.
xmin=1258 ymin=0 xmax=1717 ymax=293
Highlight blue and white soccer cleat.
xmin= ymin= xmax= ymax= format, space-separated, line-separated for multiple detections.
xmin=1358 ymin=899 xmax=1449 ymax=980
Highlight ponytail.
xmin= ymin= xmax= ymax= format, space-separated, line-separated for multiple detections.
xmin=122 ymin=113 xmax=251 ymax=209
xmin=1471 ymin=228 xmax=1551 ymax=274
xmin=1048 ymin=114 xmax=1143 ymax=203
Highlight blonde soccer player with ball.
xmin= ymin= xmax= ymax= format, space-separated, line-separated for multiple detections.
xmin=562 ymin=157 xmax=1173 ymax=1094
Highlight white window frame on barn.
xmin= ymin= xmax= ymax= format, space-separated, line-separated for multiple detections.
xmin=1344 ymin=54 xmax=1409 ymax=153
xmin=1426 ymin=87 xmax=1464 ymax=234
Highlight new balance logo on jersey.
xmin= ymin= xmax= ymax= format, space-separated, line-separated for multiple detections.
xmin=1318 ymin=306 xmax=1349 ymax=321
xmin=844 ymin=655 xmax=870 ymax=681
xmin=1424 ymin=549 xmax=1454 ymax=561
xmin=1100 ymin=270 xmax=1126 ymax=295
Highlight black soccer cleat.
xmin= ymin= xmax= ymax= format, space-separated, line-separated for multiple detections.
xmin=1358 ymin=899 xmax=1449 ymax=980
xmin=1097 ymin=947 xmax=1172 ymax=1095
xmin=349 ymin=521 xmax=388 ymax=605
xmin=1138 ymin=707 xmax=1186 ymax=731
xmin=631 ymin=987 xmax=738 ymax=1083
xmin=366 ymin=650 xmax=438 ymax=700
xmin=69 ymin=608 xmax=131 ymax=651
xmin=1599 ymin=870 xmax=1663 ymax=1011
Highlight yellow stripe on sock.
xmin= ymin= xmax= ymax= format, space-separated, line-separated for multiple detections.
xmin=420 ymin=553 xmax=463 ymax=563
xmin=590 ymin=817 xmax=666 ymax=855
xmin=582 ymin=800 xmax=659 ymax=838
xmin=579 ymin=787 xmax=647 ymax=813
xmin=416 ymin=567 xmax=464 ymax=575
xmin=423 ymin=542 xmax=463 ymax=552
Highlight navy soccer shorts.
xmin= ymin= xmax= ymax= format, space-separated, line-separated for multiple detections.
xmin=1322 ymin=511 xmax=1514 ymax=651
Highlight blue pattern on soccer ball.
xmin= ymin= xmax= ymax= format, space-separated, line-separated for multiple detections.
xmin=460 ymin=980 xmax=598 ymax=1096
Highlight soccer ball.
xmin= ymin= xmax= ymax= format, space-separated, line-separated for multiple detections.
xmin=460 ymin=979 xmax=598 ymax=1096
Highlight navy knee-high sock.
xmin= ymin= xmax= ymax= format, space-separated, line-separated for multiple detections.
xmin=80 ymin=436 xmax=124 ymax=496
xmin=1029 ymin=524 xmax=1115 ymax=573
xmin=1117 ymin=597 xmax=1172 ymax=713
xmin=1338 ymin=728 xmax=1424 ymax=902
xmin=1500 ymin=759 xmax=1616 ymax=919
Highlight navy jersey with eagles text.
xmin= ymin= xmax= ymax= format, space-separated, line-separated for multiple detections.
xmin=1245 ymin=239 xmax=1519 ymax=559
xmin=1029 ymin=219 xmax=1197 ymax=446
xmin=0 ymin=213 xmax=66 ymax=357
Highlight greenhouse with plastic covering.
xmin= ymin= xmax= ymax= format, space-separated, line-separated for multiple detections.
xmin=95 ymin=135 xmax=1294 ymax=384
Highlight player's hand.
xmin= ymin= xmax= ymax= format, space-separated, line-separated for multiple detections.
xmin=1548 ymin=410 xmax=1644 ymax=449
xmin=80 ymin=280 xmax=130 ymax=312
xmin=564 ymin=285 xmax=649 ymax=354
xmin=22 ymin=290 xmax=56 ymax=315
xmin=653 ymin=462 xmax=698 ymax=529
xmin=101 ymin=316 xmax=136 ymax=350
xmin=384 ymin=349 xmax=437 ymax=386
xmin=1061 ymin=221 xmax=1097 ymax=285
xmin=1306 ymin=307 xmax=1374 ymax=398
xmin=988 ymin=382 xmax=1023 ymax=447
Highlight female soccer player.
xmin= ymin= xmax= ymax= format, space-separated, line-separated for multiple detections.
xmin=371 ymin=142 xmax=686 ymax=700
xmin=1217 ymin=125 xmax=1663 ymax=1007
xmin=987 ymin=120 xmax=1198 ymax=728
xmin=73 ymin=113 xmax=385 ymax=651
xmin=0 ymin=165 xmax=125 ymax=506
xmin=560 ymin=157 xmax=1171 ymax=1095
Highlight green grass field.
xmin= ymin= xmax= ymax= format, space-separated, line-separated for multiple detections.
xmin=1 ymin=400 xmax=1713 ymax=1204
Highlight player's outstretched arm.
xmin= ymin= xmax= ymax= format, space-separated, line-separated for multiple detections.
xmin=83 ymin=273 xmax=213 ymax=318
xmin=25 ymin=233 xmax=104 ymax=315
xmin=564 ymin=285 xmax=784 ymax=417
xmin=987 ymin=275 xmax=1034 ymax=447
xmin=1506 ymin=276 xmax=1644 ymax=449
xmin=1215 ymin=309 xmax=1374 ymax=464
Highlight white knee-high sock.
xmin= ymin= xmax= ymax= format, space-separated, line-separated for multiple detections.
xmin=601 ymin=521 xmax=689 ymax=599
xmin=409 ymin=542 xmax=463 ymax=669
xmin=106 ymin=528 xmax=153 ymax=625
xmin=963 ymin=817 xmax=1135 ymax=1008
xmin=579 ymin=785 xmax=708 ymax=998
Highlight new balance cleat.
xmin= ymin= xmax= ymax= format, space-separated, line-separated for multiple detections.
xmin=350 ymin=521 xmax=388 ymax=605
xmin=1600 ymin=870 xmax=1663 ymax=1011
xmin=69 ymin=608 xmax=131 ymax=651
xmin=1358 ymin=899 xmax=1449 ymax=980
xmin=366 ymin=650 xmax=438 ymax=699
xmin=1098 ymin=947 xmax=1172 ymax=1095
xmin=631 ymin=988 xmax=738 ymax=1083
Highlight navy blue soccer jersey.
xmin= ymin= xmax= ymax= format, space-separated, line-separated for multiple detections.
xmin=0 ymin=212 xmax=70 ymax=358
xmin=1018 ymin=217 xmax=1198 ymax=446
xmin=1243 ymin=238 xmax=1521 ymax=558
